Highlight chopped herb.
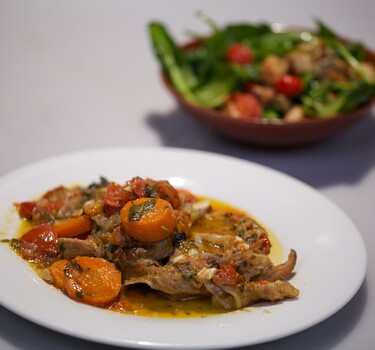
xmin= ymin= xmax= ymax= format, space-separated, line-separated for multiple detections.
xmin=129 ymin=199 xmax=156 ymax=221
xmin=75 ymin=290 xmax=84 ymax=299
xmin=144 ymin=184 xmax=159 ymax=198
xmin=64 ymin=260 xmax=83 ymax=277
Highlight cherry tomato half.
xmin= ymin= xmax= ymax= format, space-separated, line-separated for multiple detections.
xmin=275 ymin=75 xmax=304 ymax=97
xmin=226 ymin=44 xmax=253 ymax=65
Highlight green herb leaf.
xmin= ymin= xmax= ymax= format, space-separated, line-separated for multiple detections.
xmin=144 ymin=184 xmax=159 ymax=198
xmin=129 ymin=199 xmax=156 ymax=222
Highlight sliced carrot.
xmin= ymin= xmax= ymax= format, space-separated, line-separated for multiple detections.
xmin=120 ymin=197 xmax=177 ymax=243
xmin=49 ymin=259 xmax=68 ymax=290
xmin=63 ymin=256 xmax=122 ymax=306
xmin=53 ymin=216 xmax=93 ymax=238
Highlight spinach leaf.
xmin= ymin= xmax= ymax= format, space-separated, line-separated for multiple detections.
xmin=263 ymin=108 xmax=282 ymax=120
xmin=339 ymin=81 xmax=375 ymax=112
xmin=225 ymin=23 xmax=272 ymax=42
xmin=193 ymin=73 xmax=235 ymax=108
xmin=149 ymin=20 xmax=235 ymax=108
xmin=347 ymin=42 xmax=366 ymax=61
xmin=230 ymin=63 xmax=262 ymax=83
xmin=148 ymin=22 xmax=201 ymax=106
xmin=253 ymin=32 xmax=308 ymax=60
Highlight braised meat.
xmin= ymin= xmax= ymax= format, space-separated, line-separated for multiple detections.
xmin=11 ymin=176 xmax=299 ymax=312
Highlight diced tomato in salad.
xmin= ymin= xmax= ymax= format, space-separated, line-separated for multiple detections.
xmin=226 ymin=43 xmax=253 ymax=65
xmin=275 ymin=75 xmax=304 ymax=97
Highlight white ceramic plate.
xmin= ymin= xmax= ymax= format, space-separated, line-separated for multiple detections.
xmin=0 ymin=147 xmax=367 ymax=349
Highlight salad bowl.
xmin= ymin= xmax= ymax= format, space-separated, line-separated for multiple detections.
xmin=151 ymin=18 xmax=375 ymax=147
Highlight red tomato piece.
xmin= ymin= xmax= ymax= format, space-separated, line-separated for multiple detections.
xmin=258 ymin=233 xmax=271 ymax=255
xmin=153 ymin=180 xmax=181 ymax=209
xmin=20 ymin=223 xmax=58 ymax=256
xmin=15 ymin=201 xmax=36 ymax=219
xmin=126 ymin=177 xmax=147 ymax=198
xmin=104 ymin=182 xmax=134 ymax=208
xmin=275 ymin=75 xmax=304 ymax=97
xmin=227 ymin=93 xmax=263 ymax=119
xmin=226 ymin=43 xmax=253 ymax=65
xmin=213 ymin=264 xmax=244 ymax=286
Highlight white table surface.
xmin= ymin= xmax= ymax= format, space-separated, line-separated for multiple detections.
xmin=1 ymin=0 xmax=374 ymax=349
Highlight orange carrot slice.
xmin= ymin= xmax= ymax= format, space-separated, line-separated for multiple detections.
xmin=49 ymin=259 xmax=68 ymax=290
xmin=54 ymin=216 xmax=92 ymax=238
xmin=63 ymin=256 xmax=121 ymax=306
xmin=120 ymin=197 xmax=176 ymax=242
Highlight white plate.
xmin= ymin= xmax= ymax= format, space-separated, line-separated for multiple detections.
xmin=0 ymin=147 xmax=367 ymax=349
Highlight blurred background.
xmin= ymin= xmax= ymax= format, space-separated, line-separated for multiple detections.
xmin=0 ymin=1 xmax=374 ymax=350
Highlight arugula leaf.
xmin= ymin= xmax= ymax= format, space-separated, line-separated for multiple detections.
xmin=302 ymin=80 xmax=375 ymax=117
xmin=302 ymin=95 xmax=345 ymax=118
xmin=316 ymin=19 xmax=371 ymax=82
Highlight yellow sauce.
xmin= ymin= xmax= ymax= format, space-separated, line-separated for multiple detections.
xmin=207 ymin=197 xmax=284 ymax=264
xmin=109 ymin=285 xmax=229 ymax=318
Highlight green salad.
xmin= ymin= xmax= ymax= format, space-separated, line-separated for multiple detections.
xmin=148 ymin=14 xmax=375 ymax=121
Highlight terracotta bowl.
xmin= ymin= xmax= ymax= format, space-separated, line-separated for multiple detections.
xmin=161 ymin=40 xmax=375 ymax=147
